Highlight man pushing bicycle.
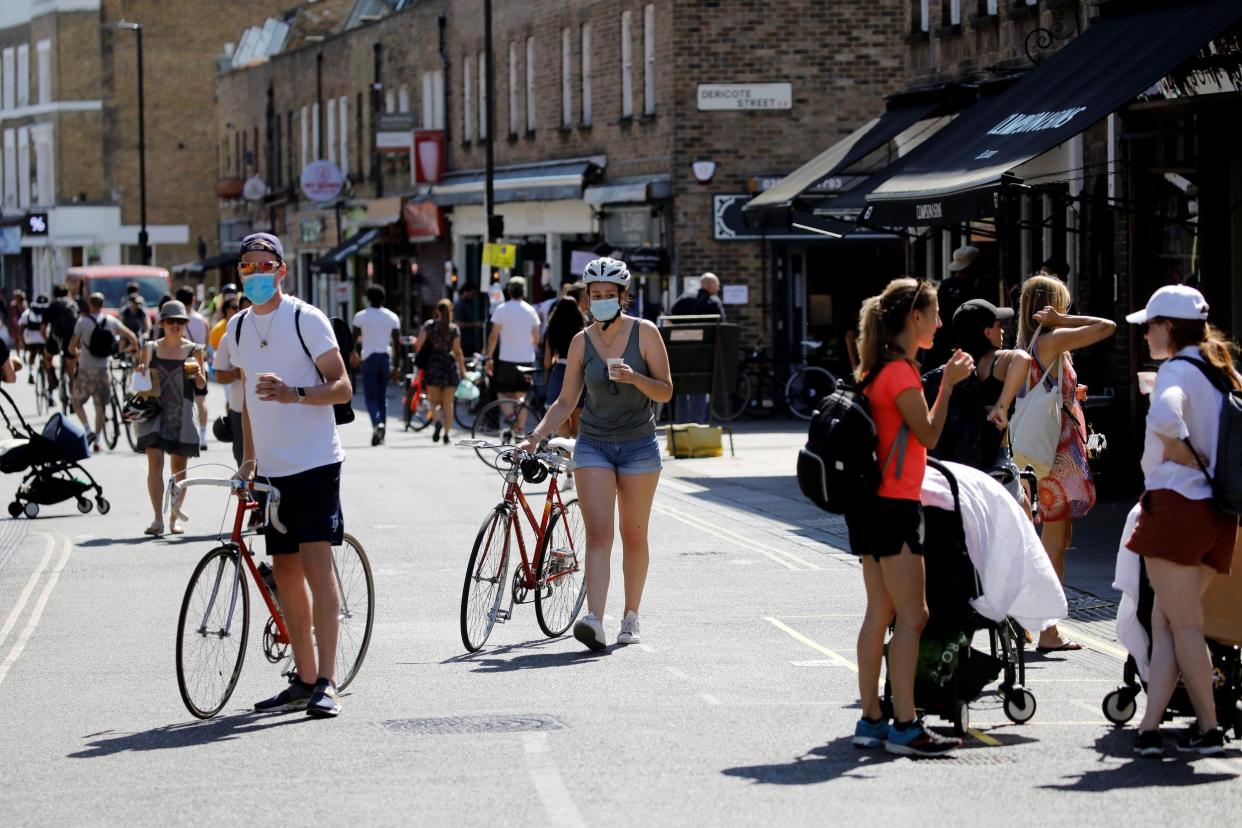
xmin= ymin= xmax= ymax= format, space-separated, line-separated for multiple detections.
xmin=218 ymin=232 xmax=353 ymax=718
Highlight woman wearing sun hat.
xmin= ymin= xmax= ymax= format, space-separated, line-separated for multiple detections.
xmin=1125 ymin=284 xmax=1241 ymax=758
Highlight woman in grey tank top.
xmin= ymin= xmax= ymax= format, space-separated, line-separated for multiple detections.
xmin=521 ymin=258 xmax=673 ymax=651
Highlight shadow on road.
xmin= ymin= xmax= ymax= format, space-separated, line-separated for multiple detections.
xmin=722 ymin=738 xmax=900 ymax=785
xmin=68 ymin=712 xmax=310 ymax=758
xmin=77 ymin=532 xmax=222 ymax=548
xmin=1039 ymin=730 xmax=1238 ymax=791
xmin=436 ymin=636 xmax=609 ymax=672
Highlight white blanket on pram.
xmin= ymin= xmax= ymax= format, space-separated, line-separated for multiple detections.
xmin=921 ymin=462 xmax=1067 ymax=633
xmin=1112 ymin=503 xmax=1148 ymax=680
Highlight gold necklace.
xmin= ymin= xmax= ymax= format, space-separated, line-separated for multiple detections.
xmin=596 ymin=318 xmax=625 ymax=354
xmin=251 ymin=309 xmax=277 ymax=348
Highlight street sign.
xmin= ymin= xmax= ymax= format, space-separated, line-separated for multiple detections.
xmin=242 ymin=175 xmax=267 ymax=201
xmin=697 ymin=83 xmax=792 ymax=111
xmin=300 ymin=160 xmax=344 ymax=203
xmin=23 ymin=212 xmax=49 ymax=236
xmin=483 ymin=243 xmax=516 ymax=269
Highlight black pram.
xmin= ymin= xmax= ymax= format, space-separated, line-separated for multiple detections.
xmin=0 ymin=387 xmax=110 ymax=518
xmin=881 ymin=459 xmax=1037 ymax=735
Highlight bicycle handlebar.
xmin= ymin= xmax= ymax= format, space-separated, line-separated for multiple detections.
xmin=454 ymin=439 xmax=572 ymax=470
xmin=166 ymin=477 xmax=287 ymax=534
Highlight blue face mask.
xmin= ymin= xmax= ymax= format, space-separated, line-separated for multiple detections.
xmin=590 ymin=298 xmax=620 ymax=322
xmin=243 ymin=274 xmax=277 ymax=305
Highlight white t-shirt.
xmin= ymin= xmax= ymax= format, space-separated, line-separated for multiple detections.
xmin=490 ymin=299 xmax=540 ymax=364
xmin=18 ymin=309 xmax=45 ymax=345
xmin=352 ymin=306 xmax=401 ymax=358
xmin=187 ymin=310 xmax=209 ymax=345
xmin=223 ymin=296 xmax=345 ymax=477
xmin=210 ymin=329 xmax=246 ymax=414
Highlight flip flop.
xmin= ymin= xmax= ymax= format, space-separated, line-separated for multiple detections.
xmin=143 ymin=523 xmax=163 ymax=536
xmin=169 ymin=525 xmax=186 ymax=535
xmin=1036 ymin=640 xmax=1083 ymax=653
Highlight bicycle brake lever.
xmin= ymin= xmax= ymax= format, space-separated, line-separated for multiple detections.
xmin=267 ymin=493 xmax=288 ymax=534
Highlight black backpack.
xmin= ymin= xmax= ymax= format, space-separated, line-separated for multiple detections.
xmin=236 ymin=301 xmax=356 ymax=425
xmin=85 ymin=316 xmax=118 ymax=359
xmin=1172 ymin=356 xmax=1242 ymax=516
xmin=47 ymin=298 xmax=78 ymax=343
xmin=796 ymin=372 xmax=907 ymax=514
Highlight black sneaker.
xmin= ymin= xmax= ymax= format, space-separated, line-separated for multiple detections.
xmin=1177 ymin=725 xmax=1226 ymax=756
xmin=306 ymin=677 xmax=341 ymax=718
xmin=371 ymin=427 xmax=381 ymax=447
xmin=885 ymin=719 xmax=961 ymax=757
xmin=432 ymin=422 xmax=442 ymax=443
xmin=1134 ymin=729 xmax=1164 ymax=758
xmin=254 ymin=676 xmax=314 ymax=712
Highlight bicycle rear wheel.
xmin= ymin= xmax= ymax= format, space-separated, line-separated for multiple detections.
xmin=471 ymin=399 xmax=540 ymax=468
xmin=711 ymin=372 xmax=751 ymax=423
xmin=460 ymin=506 xmax=511 ymax=652
xmin=403 ymin=381 xmax=433 ymax=431
xmin=331 ymin=533 xmax=375 ymax=691
xmin=785 ymin=366 xmax=838 ymax=420
xmin=534 ymin=498 xmax=587 ymax=638
xmin=176 ymin=546 xmax=250 ymax=719
xmin=34 ymin=367 xmax=47 ymax=416
xmin=103 ymin=393 xmax=121 ymax=449
xmin=745 ymin=372 xmax=782 ymax=418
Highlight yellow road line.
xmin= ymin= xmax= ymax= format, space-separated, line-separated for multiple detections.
xmin=763 ymin=616 xmax=858 ymax=672
xmin=654 ymin=502 xmax=821 ymax=571
xmin=1056 ymin=620 xmax=1130 ymax=661
xmin=967 ymin=728 xmax=1002 ymax=747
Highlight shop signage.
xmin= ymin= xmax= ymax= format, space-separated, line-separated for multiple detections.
xmin=300 ymin=160 xmax=344 ymax=203
xmin=376 ymin=131 xmax=413 ymax=154
xmin=723 ymin=285 xmax=749 ymax=305
xmin=378 ymin=113 xmax=417 ymax=132
xmin=414 ymin=130 xmax=446 ymax=183
xmin=484 ymin=243 xmax=517 ymax=269
xmin=242 ymin=175 xmax=267 ymax=201
xmin=23 ymin=212 xmax=49 ymax=236
xmin=697 ymin=83 xmax=792 ymax=111
xmin=403 ymin=199 xmax=444 ymax=240
xmin=713 ymin=194 xmax=820 ymax=241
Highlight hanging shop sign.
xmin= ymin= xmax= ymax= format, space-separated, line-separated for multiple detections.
xmin=242 ymin=175 xmax=267 ymax=201
xmin=300 ymin=160 xmax=345 ymax=203
xmin=697 ymin=83 xmax=792 ymax=111
xmin=403 ymin=199 xmax=444 ymax=240
xmin=414 ymin=130 xmax=446 ymax=183
xmin=483 ymin=243 xmax=517 ymax=269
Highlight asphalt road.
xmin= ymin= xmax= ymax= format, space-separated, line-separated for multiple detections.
xmin=0 ymin=374 xmax=1239 ymax=826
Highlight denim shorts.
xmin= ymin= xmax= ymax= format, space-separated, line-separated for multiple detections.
xmin=573 ymin=434 xmax=662 ymax=476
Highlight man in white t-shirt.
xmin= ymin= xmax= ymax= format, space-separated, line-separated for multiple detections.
xmin=220 ymin=232 xmax=352 ymax=719
xmin=350 ymin=285 xmax=401 ymax=446
xmin=177 ymin=286 xmax=211 ymax=450
xmin=486 ymin=277 xmax=541 ymax=431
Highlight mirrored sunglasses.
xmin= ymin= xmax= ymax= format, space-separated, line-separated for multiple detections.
xmin=237 ymin=261 xmax=280 ymax=276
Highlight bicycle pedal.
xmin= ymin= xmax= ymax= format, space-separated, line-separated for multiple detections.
xmin=496 ymin=609 xmax=512 ymax=623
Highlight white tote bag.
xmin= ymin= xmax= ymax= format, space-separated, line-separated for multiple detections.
xmin=1009 ymin=325 xmax=1062 ymax=478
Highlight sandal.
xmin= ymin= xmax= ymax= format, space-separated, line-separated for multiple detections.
xmin=168 ymin=525 xmax=186 ymax=535
xmin=143 ymin=522 xmax=164 ymax=536
xmin=1036 ymin=640 xmax=1083 ymax=653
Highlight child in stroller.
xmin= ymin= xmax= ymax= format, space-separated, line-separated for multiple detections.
xmin=0 ymin=386 xmax=110 ymax=518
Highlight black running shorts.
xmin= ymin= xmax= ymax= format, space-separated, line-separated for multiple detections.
xmin=259 ymin=461 xmax=344 ymax=555
xmin=844 ymin=496 xmax=925 ymax=561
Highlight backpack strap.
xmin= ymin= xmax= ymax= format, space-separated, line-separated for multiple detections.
xmin=1171 ymin=355 xmax=1231 ymax=394
xmin=880 ymin=424 xmax=910 ymax=480
xmin=292 ymin=303 xmax=326 ymax=382
xmin=234 ymin=309 xmax=248 ymax=345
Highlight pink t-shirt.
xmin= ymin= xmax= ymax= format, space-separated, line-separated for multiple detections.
xmin=864 ymin=359 xmax=926 ymax=501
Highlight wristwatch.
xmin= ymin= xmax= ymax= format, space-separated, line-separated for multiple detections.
xmin=295 ymin=386 xmax=307 ymax=403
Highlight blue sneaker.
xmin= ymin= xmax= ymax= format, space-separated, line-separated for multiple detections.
xmin=852 ymin=716 xmax=889 ymax=748
xmin=885 ymin=719 xmax=961 ymax=757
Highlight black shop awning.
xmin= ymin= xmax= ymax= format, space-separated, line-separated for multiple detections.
xmin=863 ymin=0 xmax=1242 ymax=225
xmin=742 ymin=97 xmax=944 ymax=229
xmin=431 ymin=157 xmax=603 ymax=207
xmin=312 ymin=227 xmax=384 ymax=273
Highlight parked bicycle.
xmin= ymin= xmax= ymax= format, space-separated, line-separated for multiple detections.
xmin=784 ymin=339 xmax=838 ymax=420
xmin=103 ymin=354 xmax=137 ymax=451
xmin=398 ymin=335 xmax=433 ymax=432
xmin=456 ymin=439 xmax=585 ymax=652
xmin=469 ymin=363 xmax=547 ymax=469
xmin=170 ymin=473 xmax=375 ymax=719
xmin=712 ymin=343 xmax=837 ymax=422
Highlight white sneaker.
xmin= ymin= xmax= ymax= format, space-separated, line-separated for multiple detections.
xmin=616 ymin=610 xmax=641 ymax=645
xmin=563 ymin=472 xmax=575 ymax=491
xmin=199 ymin=426 xmax=208 ymax=450
xmin=573 ymin=612 xmax=606 ymax=651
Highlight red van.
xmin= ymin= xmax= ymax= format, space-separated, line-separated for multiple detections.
xmin=65 ymin=265 xmax=171 ymax=318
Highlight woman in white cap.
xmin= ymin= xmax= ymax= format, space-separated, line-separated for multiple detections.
xmin=1126 ymin=285 xmax=1240 ymax=758
xmin=134 ymin=300 xmax=206 ymax=536
xmin=519 ymin=257 xmax=673 ymax=650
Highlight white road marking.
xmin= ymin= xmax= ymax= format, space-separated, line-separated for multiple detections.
xmin=763 ymin=617 xmax=858 ymax=673
xmin=664 ymin=666 xmax=691 ymax=681
xmin=1069 ymin=699 xmax=1109 ymax=719
xmin=0 ymin=533 xmax=54 ymax=653
xmin=637 ymin=643 xmax=656 ymax=653
xmin=699 ymin=693 xmax=722 ymax=705
xmin=1056 ymin=620 xmax=1129 ymax=661
xmin=522 ymin=732 xmax=585 ymax=828
xmin=660 ymin=477 xmax=703 ymax=494
xmin=727 ymin=559 xmax=759 ymax=566
xmin=0 ymin=534 xmax=71 ymax=691
xmin=790 ymin=659 xmax=849 ymax=668
xmin=653 ymin=502 xmax=820 ymax=571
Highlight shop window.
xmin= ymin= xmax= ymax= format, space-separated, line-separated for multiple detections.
xmin=620 ymin=11 xmax=633 ymax=118
xmin=581 ymin=23 xmax=592 ymax=126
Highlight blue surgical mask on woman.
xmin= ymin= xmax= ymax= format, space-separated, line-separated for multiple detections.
xmin=590 ymin=298 xmax=620 ymax=322
xmin=243 ymin=275 xmax=277 ymax=305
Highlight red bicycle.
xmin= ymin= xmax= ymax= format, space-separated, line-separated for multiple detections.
xmin=457 ymin=439 xmax=586 ymax=652
xmin=400 ymin=335 xmax=433 ymax=431
xmin=169 ymin=475 xmax=375 ymax=719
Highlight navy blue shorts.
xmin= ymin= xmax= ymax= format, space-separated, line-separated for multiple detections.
xmin=259 ymin=462 xmax=344 ymax=555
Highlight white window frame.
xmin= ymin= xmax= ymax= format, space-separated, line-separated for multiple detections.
xmin=3 ymin=129 xmax=15 ymax=209
xmin=37 ymin=40 xmax=51 ymax=105
xmin=326 ymin=98 xmax=337 ymax=166
xmin=580 ymin=24 xmax=592 ymax=126
xmin=920 ymin=0 xmax=930 ymax=32
xmin=620 ymin=11 xmax=633 ymax=118
xmin=950 ymin=0 xmax=961 ymax=26
xmin=643 ymin=5 xmax=655 ymax=115
xmin=525 ymin=37 xmax=537 ymax=132
xmin=398 ymin=84 xmax=410 ymax=114
xmin=32 ymin=122 xmax=53 ymax=206
xmin=338 ymin=95 xmax=349 ymax=176
xmin=508 ymin=43 xmax=519 ymax=135
xmin=561 ymin=28 xmax=572 ymax=128
xmin=311 ymin=102 xmax=320 ymax=160
xmin=17 ymin=44 xmax=29 ymax=108
xmin=299 ymin=106 xmax=309 ymax=169
xmin=17 ymin=126 xmax=30 ymax=208
xmin=2 ymin=49 xmax=15 ymax=111
xmin=988 ymin=0 xmax=999 ymax=14
xmin=478 ymin=51 xmax=487 ymax=139
xmin=385 ymin=89 xmax=395 ymax=114
xmin=463 ymin=55 xmax=474 ymax=141
xmin=433 ymin=69 xmax=445 ymax=129
xmin=422 ymin=72 xmax=434 ymax=129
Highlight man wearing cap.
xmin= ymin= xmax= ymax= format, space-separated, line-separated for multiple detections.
xmin=927 ymin=245 xmax=987 ymax=368
xmin=220 ymin=232 xmax=352 ymax=719
xmin=486 ymin=276 xmax=541 ymax=427
xmin=69 ymin=292 xmax=138 ymax=451
xmin=120 ymin=293 xmax=151 ymax=342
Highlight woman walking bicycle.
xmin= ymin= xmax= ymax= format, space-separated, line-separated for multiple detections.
xmin=416 ymin=298 xmax=467 ymax=444
xmin=134 ymin=301 xmax=206 ymax=536
xmin=519 ymin=257 xmax=672 ymax=650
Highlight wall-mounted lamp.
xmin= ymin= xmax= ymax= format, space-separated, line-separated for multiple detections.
xmin=691 ymin=159 xmax=717 ymax=184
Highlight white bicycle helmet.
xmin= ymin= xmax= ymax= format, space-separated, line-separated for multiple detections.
xmin=582 ymin=257 xmax=631 ymax=290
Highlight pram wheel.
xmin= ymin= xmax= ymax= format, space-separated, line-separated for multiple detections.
xmin=76 ymin=497 xmax=93 ymax=514
xmin=7 ymin=501 xmax=20 ymax=518
xmin=1102 ymin=688 xmax=1138 ymax=726
xmin=1003 ymin=688 xmax=1037 ymax=724
xmin=952 ymin=699 xmax=970 ymax=736
xmin=96 ymin=497 xmax=111 ymax=515
xmin=23 ymin=502 xmax=39 ymax=519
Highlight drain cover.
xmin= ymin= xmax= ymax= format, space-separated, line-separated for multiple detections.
xmin=379 ymin=714 xmax=566 ymax=736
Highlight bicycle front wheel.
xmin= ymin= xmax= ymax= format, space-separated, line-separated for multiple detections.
xmin=403 ymin=382 xmax=433 ymax=431
xmin=176 ymin=546 xmax=250 ymax=719
xmin=785 ymin=367 xmax=838 ymax=420
xmin=711 ymin=372 xmax=751 ymax=423
xmin=34 ymin=367 xmax=47 ymax=416
xmin=331 ymin=533 xmax=375 ymax=691
xmin=471 ymin=399 xmax=540 ymax=468
xmin=460 ymin=506 xmax=512 ymax=652
xmin=745 ymin=372 xmax=782 ymax=418
xmin=534 ymin=498 xmax=587 ymax=638
xmin=103 ymin=394 xmax=121 ymax=449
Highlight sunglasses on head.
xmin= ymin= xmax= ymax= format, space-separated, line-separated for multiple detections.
xmin=237 ymin=261 xmax=281 ymax=276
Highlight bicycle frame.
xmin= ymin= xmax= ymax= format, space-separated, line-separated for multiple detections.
xmin=501 ymin=465 xmax=570 ymax=592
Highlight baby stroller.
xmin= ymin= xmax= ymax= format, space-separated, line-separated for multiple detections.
xmin=0 ymin=387 xmax=110 ymax=518
xmin=881 ymin=459 xmax=1037 ymax=735
xmin=1101 ymin=556 xmax=1242 ymax=738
